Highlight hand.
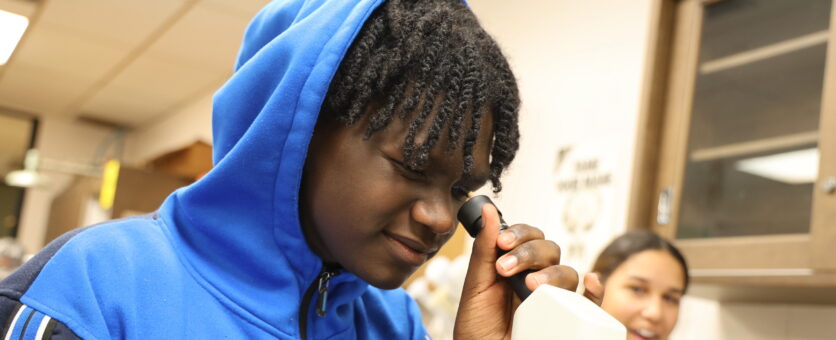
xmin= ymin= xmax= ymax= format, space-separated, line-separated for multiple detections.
xmin=582 ymin=272 xmax=604 ymax=305
xmin=453 ymin=204 xmax=579 ymax=340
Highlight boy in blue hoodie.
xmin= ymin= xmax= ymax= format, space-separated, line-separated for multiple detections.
xmin=0 ymin=0 xmax=582 ymax=339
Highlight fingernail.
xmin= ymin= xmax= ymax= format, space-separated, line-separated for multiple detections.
xmin=498 ymin=255 xmax=517 ymax=272
xmin=498 ymin=232 xmax=515 ymax=246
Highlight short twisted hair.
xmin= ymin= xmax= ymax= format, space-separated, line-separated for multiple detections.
xmin=322 ymin=0 xmax=520 ymax=192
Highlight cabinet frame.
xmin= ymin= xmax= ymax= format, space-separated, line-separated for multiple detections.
xmin=633 ymin=0 xmax=836 ymax=284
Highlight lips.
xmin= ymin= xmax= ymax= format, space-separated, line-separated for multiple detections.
xmin=383 ymin=231 xmax=438 ymax=266
xmin=387 ymin=232 xmax=436 ymax=253
xmin=629 ymin=329 xmax=659 ymax=340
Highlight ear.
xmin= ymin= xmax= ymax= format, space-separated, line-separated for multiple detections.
xmin=582 ymin=272 xmax=604 ymax=306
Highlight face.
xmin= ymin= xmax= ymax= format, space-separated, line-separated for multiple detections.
xmin=300 ymin=107 xmax=493 ymax=289
xmin=600 ymin=250 xmax=685 ymax=340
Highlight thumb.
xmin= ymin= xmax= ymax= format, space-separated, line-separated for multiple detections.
xmin=582 ymin=272 xmax=604 ymax=306
xmin=462 ymin=204 xmax=502 ymax=293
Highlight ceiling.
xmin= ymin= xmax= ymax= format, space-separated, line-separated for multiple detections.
xmin=0 ymin=0 xmax=270 ymax=128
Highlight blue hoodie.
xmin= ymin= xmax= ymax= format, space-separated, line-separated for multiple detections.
xmin=0 ymin=0 xmax=429 ymax=338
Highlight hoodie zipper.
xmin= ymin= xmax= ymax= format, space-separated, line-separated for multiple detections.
xmin=299 ymin=264 xmax=340 ymax=340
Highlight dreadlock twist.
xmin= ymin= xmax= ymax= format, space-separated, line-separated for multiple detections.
xmin=323 ymin=0 xmax=520 ymax=192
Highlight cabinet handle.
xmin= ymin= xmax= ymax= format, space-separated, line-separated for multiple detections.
xmin=657 ymin=187 xmax=673 ymax=225
xmin=822 ymin=177 xmax=836 ymax=194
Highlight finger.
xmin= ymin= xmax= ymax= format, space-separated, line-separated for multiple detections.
xmin=462 ymin=204 xmax=502 ymax=293
xmin=582 ymin=272 xmax=604 ymax=306
xmin=523 ymin=265 xmax=579 ymax=292
xmin=496 ymin=224 xmax=545 ymax=251
xmin=496 ymin=239 xmax=561 ymax=277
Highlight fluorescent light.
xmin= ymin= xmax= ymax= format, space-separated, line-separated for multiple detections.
xmin=0 ymin=9 xmax=29 ymax=65
xmin=4 ymin=149 xmax=41 ymax=187
xmin=4 ymin=169 xmax=47 ymax=188
xmin=735 ymin=148 xmax=818 ymax=184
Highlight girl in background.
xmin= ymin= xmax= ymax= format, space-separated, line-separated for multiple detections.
xmin=586 ymin=230 xmax=689 ymax=340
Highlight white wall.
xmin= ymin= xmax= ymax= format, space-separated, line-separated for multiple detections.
xmin=468 ymin=0 xmax=654 ymax=271
xmin=671 ymin=296 xmax=836 ymax=340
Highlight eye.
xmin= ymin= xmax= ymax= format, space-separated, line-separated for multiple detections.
xmin=628 ymin=285 xmax=647 ymax=296
xmin=663 ymin=294 xmax=681 ymax=305
xmin=389 ymin=157 xmax=425 ymax=181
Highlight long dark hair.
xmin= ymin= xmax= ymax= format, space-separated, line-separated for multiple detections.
xmin=592 ymin=230 xmax=689 ymax=292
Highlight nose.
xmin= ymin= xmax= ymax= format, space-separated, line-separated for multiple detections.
xmin=411 ymin=194 xmax=457 ymax=235
xmin=640 ymin=297 xmax=664 ymax=322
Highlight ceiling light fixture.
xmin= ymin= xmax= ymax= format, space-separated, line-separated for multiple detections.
xmin=4 ymin=149 xmax=47 ymax=188
xmin=0 ymin=9 xmax=29 ymax=65
xmin=4 ymin=149 xmax=101 ymax=188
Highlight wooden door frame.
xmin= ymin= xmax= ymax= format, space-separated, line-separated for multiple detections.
xmin=627 ymin=0 xmax=702 ymax=236
xmin=810 ymin=1 xmax=836 ymax=270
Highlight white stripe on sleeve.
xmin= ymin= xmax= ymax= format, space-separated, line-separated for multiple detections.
xmin=34 ymin=315 xmax=51 ymax=340
xmin=3 ymin=305 xmax=27 ymax=340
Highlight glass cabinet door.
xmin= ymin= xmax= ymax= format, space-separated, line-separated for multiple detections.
xmin=678 ymin=0 xmax=831 ymax=239
xmin=649 ymin=0 xmax=836 ymax=277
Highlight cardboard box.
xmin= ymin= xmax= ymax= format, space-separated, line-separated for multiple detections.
xmin=149 ymin=141 xmax=212 ymax=181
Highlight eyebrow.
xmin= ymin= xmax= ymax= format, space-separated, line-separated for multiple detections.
xmin=627 ymin=275 xmax=685 ymax=295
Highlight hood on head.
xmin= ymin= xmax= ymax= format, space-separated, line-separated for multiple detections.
xmin=160 ymin=0 xmax=385 ymax=329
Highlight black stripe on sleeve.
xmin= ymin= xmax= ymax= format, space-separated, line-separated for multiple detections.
xmin=1 ymin=302 xmax=22 ymax=336
xmin=17 ymin=308 xmax=34 ymax=340
xmin=43 ymin=318 xmax=80 ymax=340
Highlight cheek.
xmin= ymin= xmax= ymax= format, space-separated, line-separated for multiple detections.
xmin=600 ymin=287 xmax=642 ymax=324
xmin=313 ymin=160 xmax=382 ymax=223
xmin=663 ymin=304 xmax=681 ymax=330
xmin=310 ymin=195 xmax=354 ymax=255
xmin=311 ymin=162 xmax=407 ymax=254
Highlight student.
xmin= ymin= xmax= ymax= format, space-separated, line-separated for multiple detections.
xmin=0 ymin=0 xmax=580 ymax=338
xmin=584 ymin=230 xmax=689 ymax=340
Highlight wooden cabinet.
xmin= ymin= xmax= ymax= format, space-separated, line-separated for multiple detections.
xmin=641 ymin=0 xmax=836 ymax=292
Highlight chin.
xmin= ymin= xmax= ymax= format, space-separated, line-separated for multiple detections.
xmin=361 ymin=268 xmax=416 ymax=290
xmin=369 ymin=280 xmax=404 ymax=290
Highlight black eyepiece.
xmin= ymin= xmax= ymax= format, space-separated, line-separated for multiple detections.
xmin=457 ymin=195 xmax=503 ymax=238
